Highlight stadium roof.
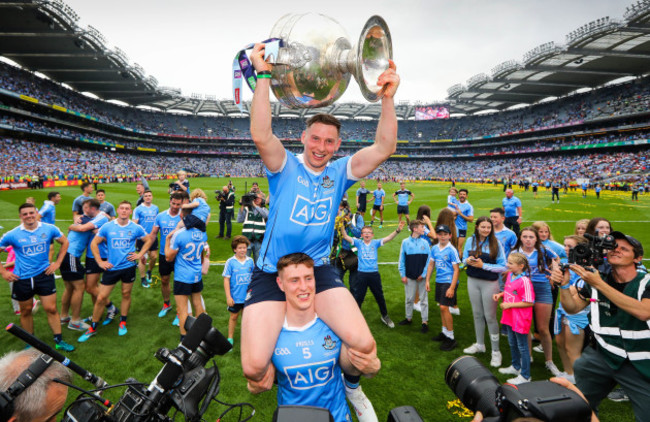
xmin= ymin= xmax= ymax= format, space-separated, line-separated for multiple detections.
xmin=1 ymin=0 xmax=650 ymax=119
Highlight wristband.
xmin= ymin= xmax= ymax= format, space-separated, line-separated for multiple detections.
xmin=257 ymin=74 xmax=271 ymax=79
xmin=257 ymin=70 xmax=272 ymax=76
xmin=395 ymin=229 xmax=401 ymax=234
xmin=560 ymin=283 xmax=571 ymax=290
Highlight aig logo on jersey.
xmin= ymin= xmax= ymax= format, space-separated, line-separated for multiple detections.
xmin=111 ymin=238 xmax=130 ymax=249
xmin=290 ymin=195 xmax=332 ymax=226
xmin=22 ymin=241 xmax=46 ymax=256
xmin=283 ymin=358 xmax=336 ymax=390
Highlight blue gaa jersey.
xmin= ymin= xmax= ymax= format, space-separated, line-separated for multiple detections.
xmin=154 ymin=210 xmax=182 ymax=256
xmin=0 ymin=222 xmax=63 ymax=279
xmin=515 ymin=247 xmax=559 ymax=284
xmin=455 ymin=201 xmax=474 ymax=231
xmin=191 ymin=197 xmax=211 ymax=222
xmin=273 ymin=317 xmax=351 ymax=422
xmin=170 ymin=228 xmax=208 ymax=283
xmin=353 ymin=238 xmax=383 ymax=273
xmin=72 ymin=194 xmax=90 ymax=214
xmin=99 ymin=201 xmax=116 ymax=218
xmin=86 ymin=213 xmax=110 ymax=259
xmin=258 ymin=153 xmax=357 ymax=273
xmin=372 ymin=189 xmax=385 ymax=205
xmin=67 ymin=215 xmax=93 ymax=258
xmin=133 ymin=203 xmax=159 ymax=234
xmin=542 ymin=239 xmax=567 ymax=263
xmin=222 ymin=256 xmax=255 ymax=303
xmin=97 ymin=220 xmax=147 ymax=271
xmin=494 ymin=227 xmax=518 ymax=256
xmin=38 ymin=200 xmax=56 ymax=224
xmin=430 ymin=243 xmax=461 ymax=284
xmin=395 ymin=190 xmax=411 ymax=206
xmin=502 ymin=196 xmax=522 ymax=218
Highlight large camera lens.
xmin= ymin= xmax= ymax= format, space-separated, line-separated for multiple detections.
xmin=445 ymin=356 xmax=500 ymax=418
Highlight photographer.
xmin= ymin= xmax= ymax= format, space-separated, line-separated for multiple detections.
xmin=168 ymin=170 xmax=190 ymax=194
xmin=236 ymin=191 xmax=268 ymax=262
xmin=216 ymin=186 xmax=236 ymax=239
xmin=550 ymin=231 xmax=650 ymax=420
xmin=0 ymin=349 xmax=72 ymax=422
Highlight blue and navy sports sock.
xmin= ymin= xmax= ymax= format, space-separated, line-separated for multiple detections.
xmin=344 ymin=373 xmax=361 ymax=389
xmin=120 ymin=316 xmax=127 ymax=323
xmin=54 ymin=334 xmax=62 ymax=343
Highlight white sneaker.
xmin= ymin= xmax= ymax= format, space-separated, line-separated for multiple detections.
xmin=490 ymin=351 xmax=502 ymax=368
xmin=413 ymin=302 xmax=422 ymax=313
xmin=533 ymin=344 xmax=544 ymax=353
xmin=450 ymin=307 xmax=460 ymax=316
xmin=545 ymin=361 xmax=561 ymax=377
xmin=345 ymin=384 xmax=378 ymax=422
xmin=498 ymin=365 xmax=520 ymax=375
xmin=463 ymin=343 xmax=486 ymax=354
xmin=380 ymin=314 xmax=395 ymax=328
xmin=558 ymin=372 xmax=576 ymax=384
xmin=507 ymin=374 xmax=531 ymax=385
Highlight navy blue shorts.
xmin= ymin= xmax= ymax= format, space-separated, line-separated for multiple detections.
xmin=85 ymin=256 xmax=107 ymax=275
xmin=173 ymin=280 xmax=204 ymax=296
xmin=228 ymin=303 xmax=245 ymax=313
xmin=60 ymin=253 xmax=85 ymax=281
xmin=12 ymin=272 xmax=56 ymax=301
xmin=136 ymin=238 xmax=159 ymax=253
xmin=244 ymin=264 xmax=345 ymax=306
xmin=159 ymin=254 xmax=174 ymax=276
xmin=357 ymin=203 xmax=367 ymax=213
xmin=183 ymin=214 xmax=206 ymax=232
xmin=458 ymin=229 xmax=467 ymax=238
xmin=101 ymin=266 xmax=136 ymax=286
xmin=372 ymin=204 xmax=382 ymax=211
xmin=397 ymin=205 xmax=410 ymax=215
xmin=435 ymin=282 xmax=458 ymax=307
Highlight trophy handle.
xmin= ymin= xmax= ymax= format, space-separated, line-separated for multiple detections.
xmin=349 ymin=15 xmax=393 ymax=102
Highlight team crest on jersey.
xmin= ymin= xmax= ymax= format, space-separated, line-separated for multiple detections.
xmin=321 ymin=176 xmax=334 ymax=189
xmin=40 ymin=233 xmax=47 ymax=239
xmin=322 ymin=335 xmax=337 ymax=350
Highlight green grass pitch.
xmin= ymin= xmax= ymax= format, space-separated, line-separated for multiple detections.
xmin=0 ymin=178 xmax=645 ymax=421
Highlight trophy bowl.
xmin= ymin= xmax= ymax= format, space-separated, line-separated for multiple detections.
xmin=268 ymin=13 xmax=392 ymax=109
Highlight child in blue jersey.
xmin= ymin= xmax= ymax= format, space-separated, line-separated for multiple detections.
xmin=340 ymin=221 xmax=405 ymax=328
xmin=398 ymin=220 xmax=432 ymax=332
xmin=180 ymin=188 xmax=211 ymax=232
xmin=133 ymin=190 xmax=160 ymax=287
xmin=447 ymin=187 xmax=460 ymax=211
xmin=165 ymin=208 xmax=209 ymax=340
xmin=426 ymin=224 xmax=461 ymax=351
xmin=223 ymin=236 xmax=254 ymax=346
xmin=0 ymin=203 xmax=74 ymax=351
xmin=248 ymin=253 xmax=381 ymax=422
xmin=79 ymin=201 xmax=153 ymax=342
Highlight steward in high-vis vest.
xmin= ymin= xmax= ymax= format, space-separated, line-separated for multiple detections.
xmin=236 ymin=191 xmax=268 ymax=262
xmin=551 ymin=231 xmax=650 ymax=421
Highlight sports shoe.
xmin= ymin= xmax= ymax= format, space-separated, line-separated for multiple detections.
xmin=533 ymin=344 xmax=544 ymax=354
xmin=14 ymin=310 xmax=21 ymax=316
xmin=507 ymin=374 xmax=531 ymax=385
xmin=397 ymin=319 xmax=412 ymax=326
xmin=378 ymin=225 xmax=383 ymax=229
xmin=440 ymin=336 xmax=457 ymax=351
xmin=380 ymin=315 xmax=395 ymax=328
xmin=158 ymin=303 xmax=173 ymax=318
xmin=32 ymin=299 xmax=40 ymax=314
xmin=432 ymin=332 xmax=447 ymax=342
xmin=103 ymin=307 xmax=118 ymax=326
xmin=68 ymin=320 xmax=90 ymax=331
xmin=118 ymin=321 xmax=128 ymax=336
xmin=545 ymin=360 xmax=561 ymax=377
xmin=55 ymin=340 xmax=75 ymax=352
xmin=60 ymin=316 xmax=71 ymax=324
xmin=498 ymin=365 xmax=520 ymax=375
xmin=558 ymin=372 xmax=576 ymax=384
xmin=172 ymin=315 xmax=180 ymax=326
xmin=463 ymin=343 xmax=486 ymax=354
xmin=420 ymin=323 xmax=429 ymax=334
xmin=607 ymin=387 xmax=629 ymax=402
xmin=345 ymin=384 xmax=378 ymax=422
xmin=490 ymin=351 xmax=502 ymax=368
xmin=78 ymin=328 xmax=97 ymax=343
xmin=141 ymin=278 xmax=150 ymax=288
xmin=449 ymin=307 xmax=460 ymax=316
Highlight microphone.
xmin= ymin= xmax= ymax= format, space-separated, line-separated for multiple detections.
xmin=5 ymin=324 xmax=108 ymax=389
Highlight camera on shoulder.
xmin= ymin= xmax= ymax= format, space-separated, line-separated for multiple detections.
xmin=561 ymin=232 xmax=617 ymax=271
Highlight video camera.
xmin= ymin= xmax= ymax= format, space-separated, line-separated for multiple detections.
xmin=446 ymin=356 xmax=591 ymax=422
xmin=561 ymin=232 xmax=617 ymax=271
xmin=240 ymin=192 xmax=259 ymax=208
xmin=214 ymin=190 xmax=227 ymax=201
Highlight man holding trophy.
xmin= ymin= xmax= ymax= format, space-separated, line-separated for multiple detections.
xmin=240 ymin=15 xmax=399 ymax=422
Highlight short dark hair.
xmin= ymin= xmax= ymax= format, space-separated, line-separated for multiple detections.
xmin=18 ymin=203 xmax=36 ymax=212
xmin=277 ymin=253 xmax=314 ymax=273
xmin=490 ymin=207 xmax=505 ymax=216
xmin=306 ymin=113 xmax=341 ymax=135
xmin=96 ymin=189 xmax=105 ymax=195
xmin=459 ymin=189 xmax=468 ymax=195
xmin=47 ymin=191 xmax=60 ymax=200
xmin=82 ymin=198 xmax=101 ymax=209
xmin=170 ymin=192 xmax=186 ymax=202
xmin=231 ymin=235 xmax=250 ymax=251
xmin=409 ymin=219 xmax=424 ymax=231
xmin=118 ymin=200 xmax=132 ymax=208
xmin=80 ymin=182 xmax=91 ymax=191
xmin=143 ymin=190 xmax=153 ymax=195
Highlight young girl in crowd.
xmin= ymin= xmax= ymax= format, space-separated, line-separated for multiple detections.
xmin=574 ymin=219 xmax=589 ymax=237
xmin=495 ymin=252 xmax=534 ymax=385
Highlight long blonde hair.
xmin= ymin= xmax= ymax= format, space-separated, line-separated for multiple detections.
xmin=508 ymin=252 xmax=530 ymax=276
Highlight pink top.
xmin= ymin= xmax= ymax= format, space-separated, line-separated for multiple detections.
xmin=500 ymin=272 xmax=534 ymax=334
xmin=4 ymin=246 xmax=15 ymax=273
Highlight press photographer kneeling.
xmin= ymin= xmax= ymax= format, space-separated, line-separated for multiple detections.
xmin=550 ymin=231 xmax=650 ymax=421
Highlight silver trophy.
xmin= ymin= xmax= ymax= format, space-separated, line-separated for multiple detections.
xmin=266 ymin=13 xmax=392 ymax=109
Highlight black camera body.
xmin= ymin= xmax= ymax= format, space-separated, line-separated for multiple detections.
xmin=562 ymin=232 xmax=617 ymax=271
xmin=446 ymin=356 xmax=591 ymax=422
xmin=240 ymin=192 xmax=257 ymax=208
xmin=214 ymin=190 xmax=227 ymax=201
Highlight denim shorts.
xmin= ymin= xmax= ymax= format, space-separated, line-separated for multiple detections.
xmin=532 ymin=281 xmax=553 ymax=304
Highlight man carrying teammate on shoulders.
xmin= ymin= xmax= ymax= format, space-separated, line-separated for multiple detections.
xmin=79 ymin=201 xmax=152 ymax=342
xmin=133 ymin=190 xmax=160 ymax=288
xmin=0 ymin=203 xmax=74 ymax=351
xmin=244 ymin=41 xmax=399 ymax=422
xmin=248 ymin=253 xmax=380 ymax=422
xmin=392 ymin=181 xmax=414 ymax=227
xmin=453 ymin=188 xmax=474 ymax=252
xmin=150 ymin=191 xmax=189 ymax=319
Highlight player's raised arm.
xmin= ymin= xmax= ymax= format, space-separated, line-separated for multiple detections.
xmin=249 ymin=43 xmax=286 ymax=173
xmin=350 ymin=60 xmax=400 ymax=178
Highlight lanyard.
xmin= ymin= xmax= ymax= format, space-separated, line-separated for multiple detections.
xmin=232 ymin=38 xmax=283 ymax=112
